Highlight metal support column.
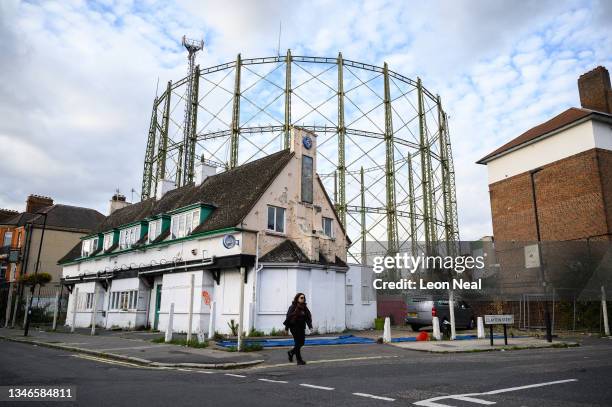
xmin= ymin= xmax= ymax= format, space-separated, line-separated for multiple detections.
xmin=141 ymin=97 xmax=158 ymax=200
xmin=417 ymin=78 xmax=431 ymax=254
xmin=185 ymin=65 xmax=200 ymax=184
xmin=407 ymin=155 xmax=417 ymax=256
xmin=157 ymin=81 xmax=172 ymax=183
xmin=383 ymin=63 xmax=398 ymax=257
xmin=284 ymin=49 xmax=292 ymax=148
xmin=438 ymin=96 xmax=453 ymax=255
xmin=360 ymin=167 xmax=367 ymax=265
xmin=230 ymin=54 xmax=242 ymax=168
xmin=337 ymin=52 xmax=347 ymax=228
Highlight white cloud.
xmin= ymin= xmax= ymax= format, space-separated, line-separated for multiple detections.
xmin=1 ymin=0 xmax=611 ymax=242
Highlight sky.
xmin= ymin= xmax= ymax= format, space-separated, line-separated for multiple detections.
xmin=1 ymin=0 xmax=611 ymax=240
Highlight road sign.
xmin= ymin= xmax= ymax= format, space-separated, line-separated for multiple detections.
xmin=484 ymin=314 xmax=514 ymax=325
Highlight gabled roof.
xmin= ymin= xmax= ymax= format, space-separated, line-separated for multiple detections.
xmin=94 ymin=149 xmax=294 ymax=234
xmin=260 ymin=239 xmax=348 ymax=268
xmin=477 ymin=107 xmax=612 ymax=164
xmin=2 ymin=205 xmax=104 ymax=232
xmin=60 ymin=149 xmax=295 ymax=264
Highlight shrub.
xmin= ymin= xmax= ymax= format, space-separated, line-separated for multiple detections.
xmin=19 ymin=272 xmax=52 ymax=287
xmin=151 ymin=337 xmax=208 ymax=348
xmin=228 ymin=319 xmax=239 ymax=336
xmin=249 ymin=328 xmax=265 ymax=337
xmin=269 ymin=327 xmax=287 ymax=336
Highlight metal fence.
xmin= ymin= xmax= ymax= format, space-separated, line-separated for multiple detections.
xmin=0 ymin=282 xmax=69 ymax=329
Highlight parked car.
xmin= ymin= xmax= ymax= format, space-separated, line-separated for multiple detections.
xmin=405 ymin=297 xmax=476 ymax=331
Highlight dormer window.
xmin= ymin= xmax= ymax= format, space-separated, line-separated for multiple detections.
xmin=171 ymin=208 xmax=200 ymax=239
xmin=81 ymin=237 xmax=98 ymax=257
xmin=103 ymin=233 xmax=113 ymax=250
xmin=119 ymin=225 xmax=141 ymax=250
xmin=148 ymin=219 xmax=162 ymax=243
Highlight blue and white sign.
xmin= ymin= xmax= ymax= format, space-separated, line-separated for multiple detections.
xmin=302 ymin=135 xmax=313 ymax=150
xmin=222 ymin=234 xmax=237 ymax=249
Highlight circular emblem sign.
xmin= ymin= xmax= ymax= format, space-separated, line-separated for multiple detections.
xmin=302 ymin=135 xmax=312 ymax=150
xmin=222 ymin=234 xmax=236 ymax=249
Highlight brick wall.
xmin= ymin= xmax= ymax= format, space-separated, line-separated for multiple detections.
xmin=490 ymin=148 xmax=610 ymax=243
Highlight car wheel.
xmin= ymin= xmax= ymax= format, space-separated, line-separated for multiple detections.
xmin=466 ymin=317 xmax=475 ymax=330
xmin=411 ymin=324 xmax=422 ymax=331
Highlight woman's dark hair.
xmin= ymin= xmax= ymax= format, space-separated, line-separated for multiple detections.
xmin=292 ymin=292 xmax=306 ymax=304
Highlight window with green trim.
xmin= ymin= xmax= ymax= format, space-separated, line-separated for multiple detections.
xmin=148 ymin=219 xmax=162 ymax=243
xmin=119 ymin=225 xmax=140 ymax=250
xmin=171 ymin=209 xmax=200 ymax=239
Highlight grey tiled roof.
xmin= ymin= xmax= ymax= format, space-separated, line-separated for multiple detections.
xmin=260 ymin=239 xmax=348 ymax=268
xmin=59 ymin=149 xmax=294 ymax=264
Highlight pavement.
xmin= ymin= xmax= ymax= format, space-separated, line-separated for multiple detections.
xmin=0 ymin=327 xmax=263 ymax=369
xmin=1 ymin=334 xmax=611 ymax=406
xmin=391 ymin=336 xmax=578 ymax=352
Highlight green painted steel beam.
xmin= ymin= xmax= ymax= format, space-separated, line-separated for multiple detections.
xmin=230 ymin=54 xmax=242 ymax=168
xmin=337 ymin=52 xmax=347 ymax=228
xmin=284 ymin=49 xmax=292 ymax=148
xmin=383 ymin=62 xmax=398 ymax=257
xmin=157 ymin=80 xmax=172 ymax=184
xmin=141 ymin=97 xmax=158 ymax=200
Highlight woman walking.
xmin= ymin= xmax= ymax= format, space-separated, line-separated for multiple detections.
xmin=283 ymin=292 xmax=312 ymax=365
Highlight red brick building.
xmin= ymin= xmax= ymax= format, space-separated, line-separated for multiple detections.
xmin=478 ymin=66 xmax=612 ymax=243
xmin=477 ymin=67 xmax=612 ymax=298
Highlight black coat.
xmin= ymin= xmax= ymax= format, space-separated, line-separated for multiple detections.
xmin=283 ymin=303 xmax=313 ymax=330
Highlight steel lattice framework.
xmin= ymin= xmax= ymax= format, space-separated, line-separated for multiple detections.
xmin=141 ymin=51 xmax=460 ymax=263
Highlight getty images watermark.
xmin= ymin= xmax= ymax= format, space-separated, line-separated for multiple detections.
xmin=371 ymin=253 xmax=486 ymax=291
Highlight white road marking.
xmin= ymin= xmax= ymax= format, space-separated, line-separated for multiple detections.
xmin=197 ymin=371 xmax=215 ymax=374
xmin=252 ymin=355 xmax=398 ymax=369
xmin=451 ymin=395 xmax=495 ymax=405
xmin=225 ymin=373 xmax=246 ymax=378
xmin=414 ymin=379 xmax=578 ymax=406
xmin=258 ymin=378 xmax=288 ymax=384
xmin=353 ymin=392 xmax=395 ymax=402
xmin=300 ymin=384 xmax=335 ymax=391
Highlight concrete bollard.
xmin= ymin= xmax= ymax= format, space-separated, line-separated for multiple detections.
xmin=432 ymin=316 xmax=441 ymax=340
xmin=477 ymin=316 xmax=485 ymax=339
xmin=383 ymin=317 xmax=392 ymax=343
xmin=165 ymin=303 xmax=174 ymax=343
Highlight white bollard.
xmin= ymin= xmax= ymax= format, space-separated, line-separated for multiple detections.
xmin=165 ymin=303 xmax=174 ymax=342
xmin=383 ymin=317 xmax=392 ymax=343
xmin=207 ymin=301 xmax=216 ymax=339
xmin=71 ymin=287 xmax=79 ymax=333
xmin=52 ymin=289 xmax=60 ymax=331
xmin=477 ymin=317 xmax=485 ymax=339
xmin=432 ymin=316 xmax=441 ymax=340
xmin=186 ymin=274 xmax=195 ymax=343
xmin=602 ymin=285 xmax=610 ymax=337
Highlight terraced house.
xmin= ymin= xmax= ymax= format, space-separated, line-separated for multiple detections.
xmin=60 ymin=128 xmax=357 ymax=335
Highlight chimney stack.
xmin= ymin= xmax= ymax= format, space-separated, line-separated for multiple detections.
xmin=578 ymin=66 xmax=612 ymax=114
xmin=0 ymin=209 xmax=19 ymax=222
xmin=109 ymin=193 xmax=130 ymax=215
xmin=26 ymin=195 xmax=53 ymax=213
xmin=195 ymin=156 xmax=217 ymax=185
xmin=156 ymin=179 xmax=176 ymax=200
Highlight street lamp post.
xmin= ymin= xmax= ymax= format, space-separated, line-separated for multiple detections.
xmin=23 ymin=210 xmax=49 ymax=337
xmin=530 ymin=169 xmax=553 ymax=343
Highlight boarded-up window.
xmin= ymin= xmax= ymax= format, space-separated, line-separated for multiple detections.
xmin=301 ymin=155 xmax=313 ymax=203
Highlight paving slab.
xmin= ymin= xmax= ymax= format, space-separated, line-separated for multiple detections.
xmin=390 ymin=337 xmax=578 ymax=352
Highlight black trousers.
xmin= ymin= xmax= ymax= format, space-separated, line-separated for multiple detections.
xmin=289 ymin=326 xmax=306 ymax=361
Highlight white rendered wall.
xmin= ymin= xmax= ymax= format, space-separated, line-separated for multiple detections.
xmin=345 ymin=264 xmax=377 ymax=330
xmin=486 ymin=119 xmax=612 ymax=184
